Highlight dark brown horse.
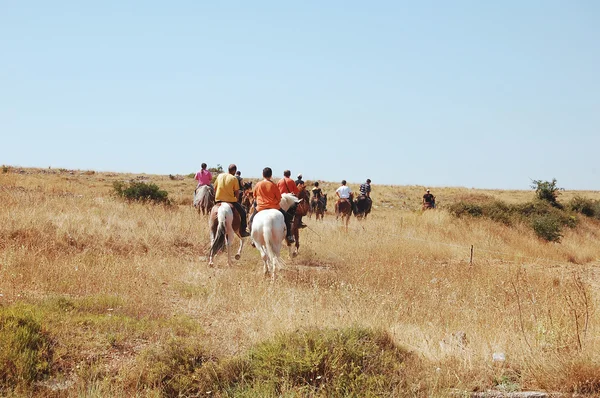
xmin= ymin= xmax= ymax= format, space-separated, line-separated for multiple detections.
xmin=290 ymin=187 xmax=311 ymax=257
xmin=310 ymin=193 xmax=327 ymax=221
xmin=354 ymin=195 xmax=372 ymax=219
xmin=207 ymin=202 xmax=246 ymax=267
xmin=335 ymin=197 xmax=353 ymax=232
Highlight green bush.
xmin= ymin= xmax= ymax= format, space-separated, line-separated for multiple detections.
xmin=112 ymin=181 xmax=169 ymax=204
xmin=0 ymin=309 xmax=52 ymax=388
xmin=447 ymin=202 xmax=483 ymax=218
xmin=239 ymin=326 xmax=411 ymax=396
xmin=569 ymin=196 xmax=600 ymax=219
xmin=447 ymin=197 xmax=578 ymax=243
xmin=531 ymin=178 xmax=563 ymax=208
xmin=531 ymin=214 xmax=563 ymax=242
xmin=135 ymin=338 xmax=213 ymax=397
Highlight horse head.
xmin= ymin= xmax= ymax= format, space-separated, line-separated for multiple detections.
xmin=280 ymin=193 xmax=300 ymax=212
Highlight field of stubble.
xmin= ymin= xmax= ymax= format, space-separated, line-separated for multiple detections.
xmin=1 ymin=167 xmax=600 ymax=397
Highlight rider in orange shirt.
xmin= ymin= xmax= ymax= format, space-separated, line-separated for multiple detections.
xmin=277 ymin=170 xmax=306 ymax=229
xmin=252 ymin=167 xmax=295 ymax=244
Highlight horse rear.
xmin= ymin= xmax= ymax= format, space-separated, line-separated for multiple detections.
xmin=250 ymin=209 xmax=286 ymax=280
xmin=194 ymin=185 xmax=215 ymax=215
xmin=335 ymin=198 xmax=353 ymax=231
xmin=207 ymin=203 xmax=246 ymax=267
xmin=311 ymin=194 xmax=327 ymax=221
xmin=354 ymin=196 xmax=372 ymax=219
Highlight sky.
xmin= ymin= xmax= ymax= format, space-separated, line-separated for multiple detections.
xmin=1 ymin=1 xmax=599 ymax=190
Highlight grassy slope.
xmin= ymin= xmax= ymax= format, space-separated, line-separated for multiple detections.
xmin=1 ymin=167 xmax=600 ymax=396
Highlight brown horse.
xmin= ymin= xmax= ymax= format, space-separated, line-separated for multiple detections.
xmin=207 ymin=202 xmax=246 ymax=267
xmin=310 ymin=193 xmax=327 ymax=221
xmin=241 ymin=189 xmax=254 ymax=216
xmin=290 ymin=187 xmax=311 ymax=257
xmin=335 ymin=197 xmax=353 ymax=232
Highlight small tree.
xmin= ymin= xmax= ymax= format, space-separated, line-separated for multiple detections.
xmin=531 ymin=178 xmax=563 ymax=208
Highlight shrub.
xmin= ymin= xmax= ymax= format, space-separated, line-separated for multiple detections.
xmin=112 ymin=181 xmax=169 ymax=204
xmin=531 ymin=178 xmax=563 ymax=208
xmin=240 ymin=326 xmax=412 ymax=396
xmin=134 ymin=338 xmax=214 ymax=397
xmin=532 ymin=214 xmax=563 ymax=242
xmin=569 ymin=196 xmax=600 ymax=219
xmin=0 ymin=309 xmax=53 ymax=389
xmin=447 ymin=202 xmax=483 ymax=218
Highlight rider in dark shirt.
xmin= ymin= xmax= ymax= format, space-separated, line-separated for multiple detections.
xmin=422 ymin=189 xmax=436 ymax=209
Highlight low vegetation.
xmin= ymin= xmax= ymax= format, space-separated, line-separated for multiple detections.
xmin=2 ymin=169 xmax=600 ymax=396
xmin=112 ymin=180 xmax=170 ymax=204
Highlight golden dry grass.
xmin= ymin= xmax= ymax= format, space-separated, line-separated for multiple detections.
xmin=2 ymin=167 xmax=600 ymax=396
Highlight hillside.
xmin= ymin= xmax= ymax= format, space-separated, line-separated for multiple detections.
xmin=1 ymin=166 xmax=600 ymax=397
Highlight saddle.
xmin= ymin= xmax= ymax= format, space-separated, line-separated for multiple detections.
xmin=214 ymin=202 xmax=242 ymax=224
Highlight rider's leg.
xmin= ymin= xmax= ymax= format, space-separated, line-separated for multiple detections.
xmin=232 ymin=202 xmax=250 ymax=237
xmin=279 ymin=208 xmax=295 ymax=244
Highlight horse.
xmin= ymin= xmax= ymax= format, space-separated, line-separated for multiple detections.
xmin=290 ymin=187 xmax=311 ymax=257
xmin=241 ymin=189 xmax=254 ymax=216
xmin=193 ymin=185 xmax=215 ymax=216
xmin=310 ymin=193 xmax=327 ymax=221
xmin=250 ymin=194 xmax=299 ymax=280
xmin=238 ymin=181 xmax=253 ymax=204
xmin=335 ymin=196 xmax=353 ymax=232
xmin=207 ymin=202 xmax=245 ymax=267
xmin=354 ymin=195 xmax=372 ymax=219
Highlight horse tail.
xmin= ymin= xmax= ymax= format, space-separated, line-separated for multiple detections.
xmin=263 ymin=220 xmax=283 ymax=270
xmin=209 ymin=205 xmax=228 ymax=257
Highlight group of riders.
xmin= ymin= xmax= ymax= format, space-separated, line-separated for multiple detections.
xmin=194 ymin=163 xmax=375 ymax=245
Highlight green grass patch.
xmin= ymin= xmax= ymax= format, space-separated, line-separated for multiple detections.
xmin=0 ymin=306 xmax=53 ymax=390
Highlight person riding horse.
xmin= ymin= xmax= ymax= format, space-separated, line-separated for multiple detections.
xmin=358 ymin=178 xmax=372 ymax=213
xmin=336 ymin=180 xmax=355 ymax=213
xmin=311 ymin=181 xmax=327 ymax=212
xmin=422 ymin=189 xmax=436 ymax=210
xmin=214 ymin=164 xmax=250 ymax=237
xmin=250 ymin=167 xmax=295 ymax=244
xmin=195 ymin=163 xmax=213 ymax=192
xmin=277 ymin=170 xmax=306 ymax=229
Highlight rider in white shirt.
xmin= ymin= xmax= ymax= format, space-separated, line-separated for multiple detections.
xmin=336 ymin=180 xmax=352 ymax=199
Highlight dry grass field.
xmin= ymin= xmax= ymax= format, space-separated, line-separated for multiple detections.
xmin=2 ymin=167 xmax=600 ymax=397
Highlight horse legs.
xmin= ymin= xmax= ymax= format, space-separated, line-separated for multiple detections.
xmin=235 ymin=234 xmax=244 ymax=260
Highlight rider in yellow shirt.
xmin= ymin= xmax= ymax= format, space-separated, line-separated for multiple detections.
xmin=214 ymin=164 xmax=250 ymax=237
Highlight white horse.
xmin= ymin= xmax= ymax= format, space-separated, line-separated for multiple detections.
xmin=193 ymin=185 xmax=214 ymax=215
xmin=207 ymin=203 xmax=245 ymax=267
xmin=250 ymin=194 xmax=299 ymax=280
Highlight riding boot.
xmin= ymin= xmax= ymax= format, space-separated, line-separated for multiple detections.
xmin=298 ymin=215 xmax=306 ymax=228
xmin=279 ymin=209 xmax=295 ymax=244
xmin=233 ymin=202 xmax=250 ymax=237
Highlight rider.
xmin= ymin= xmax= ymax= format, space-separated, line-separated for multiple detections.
xmin=213 ymin=164 xmax=250 ymax=237
xmin=311 ymin=181 xmax=326 ymax=211
xmin=336 ymin=180 xmax=355 ymax=212
xmin=359 ymin=178 xmax=373 ymax=211
xmin=252 ymin=167 xmax=295 ymax=244
xmin=277 ymin=170 xmax=306 ymax=229
xmin=235 ymin=170 xmax=243 ymax=203
xmin=194 ymin=163 xmax=213 ymax=189
xmin=295 ymin=173 xmax=305 ymax=188
xmin=422 ymin=189 xmax=436 ymax=210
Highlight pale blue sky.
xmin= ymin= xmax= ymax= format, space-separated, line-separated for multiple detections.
xmin=2 ymin=1 xmax=599 ymax=189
